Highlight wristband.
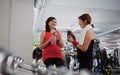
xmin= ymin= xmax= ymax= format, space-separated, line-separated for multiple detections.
xmin=72 ymin=40 xmax=78 ymax=46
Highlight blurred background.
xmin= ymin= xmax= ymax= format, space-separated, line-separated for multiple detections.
xmin=33 ymin=0 xmax=120 ymax=49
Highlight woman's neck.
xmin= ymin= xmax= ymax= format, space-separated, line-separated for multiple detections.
xmin=50 ymin=28 xmax=56 ymax=33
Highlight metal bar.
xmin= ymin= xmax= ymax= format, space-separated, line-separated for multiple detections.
xmin=96 ymin=26 xmax=120 ymax=38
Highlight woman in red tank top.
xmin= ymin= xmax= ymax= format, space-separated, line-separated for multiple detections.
xmin=39 ymin=17 xmax=65 ymax=68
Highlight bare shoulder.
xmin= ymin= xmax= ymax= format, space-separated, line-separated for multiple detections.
xmin=87 ymin=29 xmax=94 ymax=34
xmin=40 ymin=31 xmax=46 ymax=37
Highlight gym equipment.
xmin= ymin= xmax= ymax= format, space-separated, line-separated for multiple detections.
xmin=32 ymin=47 xmax=42 ymax=60
xmin=92 ymin=39 xmax=112 ymax=75
xmin=0 ymin=48 xmax=36 ymax=75
xmin=0 ymin=48 xmax=93 ymax=75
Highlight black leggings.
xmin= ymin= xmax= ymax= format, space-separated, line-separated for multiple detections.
xmin=44 ymin=58 xmax=65 ymax=68
xmin=79 ymin=60 xmax=93 ymax=70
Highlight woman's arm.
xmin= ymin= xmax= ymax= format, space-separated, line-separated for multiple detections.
xmin=76 ymin=29 xmax=95 ymax=52
xmin=68 ymin=29 xmax=94 ymax=52
xmin=39 ymin=31 xmax=51 ymax=49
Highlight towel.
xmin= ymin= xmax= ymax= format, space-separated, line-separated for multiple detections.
xmin=78 ymin=24 xmax=93 ymax=45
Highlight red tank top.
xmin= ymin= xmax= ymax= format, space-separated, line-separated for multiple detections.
xmin=42 ymin=30 xmax=64 ymax=62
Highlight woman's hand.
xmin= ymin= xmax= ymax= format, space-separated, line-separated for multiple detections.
xmin=48 ymin=36 xmax=54 ymax=43
xmin=67 ymin=36 xmax=75 ymax=42
xmin=68 ymin=36 xmax=78 ymax=46
xmin=56 ymin=35 xmax=60 ymax=41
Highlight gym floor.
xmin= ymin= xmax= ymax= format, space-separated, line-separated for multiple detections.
xmin=5 ymin=69 xmax=120 ymax=75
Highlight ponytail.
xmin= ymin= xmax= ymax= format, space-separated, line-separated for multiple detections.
xmin=91 ymin=24 xmax=94 ymax=28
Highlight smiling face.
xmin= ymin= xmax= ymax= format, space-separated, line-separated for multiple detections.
xmin=45 ymin=17 xmax=57 ymax=32
xmin=48 ymin=19 xmax=57 ymax=29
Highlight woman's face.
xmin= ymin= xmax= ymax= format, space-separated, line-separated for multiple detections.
xmin=79 ymin=19 xmax=85 ymax=28
xmin=48 ymin=19 xmax=57 ymax=29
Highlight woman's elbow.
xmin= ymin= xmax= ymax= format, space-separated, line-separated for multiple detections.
xmin=39 ymin=45 xmax=44 ymax=49
xmin=83 ymin=49 xmax=87 ymax=52
xmin=82 ymin=47 xmax=88 ymax=52
xmin=60 ymin=44 xmax=64 ymax=48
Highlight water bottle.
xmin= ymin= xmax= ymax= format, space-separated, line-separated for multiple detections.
xmin=51 ymin=32 xmax=56 ymax=45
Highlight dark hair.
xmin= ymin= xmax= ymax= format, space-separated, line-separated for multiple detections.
xmin=78 ymin=13 xmax=94 ymax=28
xmin=45 ymin=17 xmax=56 ymax=32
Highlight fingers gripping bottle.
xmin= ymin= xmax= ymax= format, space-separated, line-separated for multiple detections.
xmin=67 ymin=30 xmax=76 ymax=40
